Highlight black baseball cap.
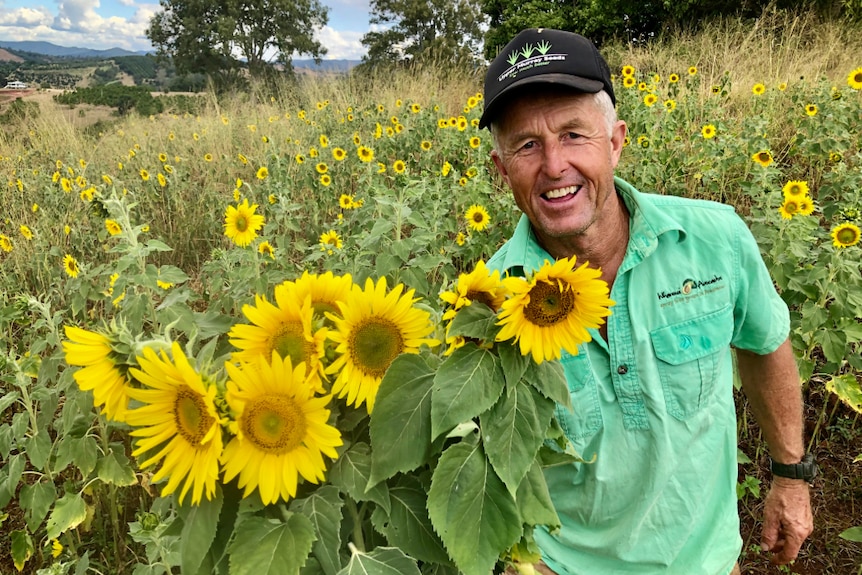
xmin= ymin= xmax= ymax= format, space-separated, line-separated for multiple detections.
xmin=479 ymin=28 xmax=615 ymax=129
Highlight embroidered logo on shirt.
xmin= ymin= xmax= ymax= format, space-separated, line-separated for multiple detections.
xmin=656 ymin=275 xmax=724 ymax=304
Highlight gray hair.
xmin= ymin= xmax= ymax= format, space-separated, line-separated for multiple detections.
xmin=489 ymin=90 xmax=617 ymax=150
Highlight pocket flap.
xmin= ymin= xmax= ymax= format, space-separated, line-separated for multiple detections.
xmin=650 ymin=305 xmax=733 ymax=365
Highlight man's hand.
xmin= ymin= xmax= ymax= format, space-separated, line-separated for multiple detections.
xmin=761 ymin=476 xmax=813 ymax=564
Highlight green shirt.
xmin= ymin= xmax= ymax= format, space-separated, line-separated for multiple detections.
xmin=487 ymin=178 xmax=790 ymax=575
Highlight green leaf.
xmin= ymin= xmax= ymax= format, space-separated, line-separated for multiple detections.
xmin=825 ymin=374 xmax=862 ymax=413
xmin=337 ymin=547 xmax=421 ymax=575
xmin=838 ymin=526 xmax=862 ymax=542
xmin=96 ymin=442 xmax=137 ymax=486
xmin=0 ymin=453 xmax=26 ymax=508
xmin=515 ymin=460 xmax=559 ymax=528
xmin=498 ymin=344 xmax=530 ymax=394
xmin=0 ymin=391 xmax=19 ymax=415
xmin=19 ymin=478 xmax=57 ymax=531
xmin=447 ymin=303 xmax=499 ymax=342
xmin=11 ymin=529 xmax=33 ymax=572
xmin=481 ymin=384 xmax=555 ymax=495
xmin=179 ymin=488 xmax=224 ymax=575
xmin=144 ymin=239 xmax=173 ymax=252
xmin=56 ymin=435 xmax=99 ymax=477
xmin=431 ymin=344 xmax=504 ymax=441
xmin=228 ymin=514 xmax=316 ymax=575
xmin=737 ymin=447 xmax=752 ymax=465
xmin=370 ymin=354 xmax=438 ymax=485
xmin=290 ymin=485 xmax=345 ymax=575
xmin=817 ymin=328 xmax=846 ymax=364
xmin=427 ymin=442 xmax=521 ymax=575
xmin=25 ymin=429 xmax=53 ymax=471
xmin=521 ymin=359 xmax=571 ymax=410
xmin=46 ymin=492 xmax=88 ymax=539
xmin=370 ymin=475 xmax=450 ymax=564
xmin=328 ymin=442 xmax=391 ymax=514
xmin=0 ymin=424 xmax=13 ymax=460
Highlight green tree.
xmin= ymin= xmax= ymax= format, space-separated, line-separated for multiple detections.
xmin=482 ymin=0 xmax=575 ymax=60
xmin=147 ymin=0 xmax=328 ymax=86
xmin=360 ymin=0 xmax=487 ymax=67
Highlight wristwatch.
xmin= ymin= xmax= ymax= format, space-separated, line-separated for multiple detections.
xmin=770 ymin=452 xmax=819 ymax=482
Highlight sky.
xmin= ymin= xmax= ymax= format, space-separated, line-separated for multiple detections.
xmin=0 ymin=0 xmax=372 ymax=59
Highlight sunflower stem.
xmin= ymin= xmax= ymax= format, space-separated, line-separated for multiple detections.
xmin=346 ymin=497 xmax=365 ymax=552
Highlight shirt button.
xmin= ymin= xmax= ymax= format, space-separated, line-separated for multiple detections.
xmin=617 ymin=364 xmax=628 ymax=375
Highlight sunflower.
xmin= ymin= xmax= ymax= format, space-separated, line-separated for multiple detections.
xmin=440 ymin=261 xmax=510 ymax=355
xmin=295 ymin=154 xmax=306 ymax=164
xmin=256 ymin=167 xmax=269 ymax=180
xmin=688 ymin=66 xmax=697 ymax=76
xmin=623 ymin=76 xmax=636 ymax=88
xmin=325 ymin=277 xmax=439 ymax=412
xmin=332 ymin=147 xmax=347 ymax=161
xmin=465 ymin=204 xmax=491 ymax=232
xmin=126 ymin=343 xmax=223 ymax=505
xmin=782 ymin=180 xmax=809 ymax=199
xmin=140 ymin=169 xmax=150 ymax=182
xmin=701 ymin=124 xmax=717 ymax=139
xmin=339 ymin=194 xmax=355 ymax=209
xmin=105 ymin=220 xmax=122 ymax=236
xmin=320 ymin=174 xmax=332 ymax=187
xmin=319 ymin=134 xmax=329 ymax=148
xmin=455 ymin=232 xmax=466 ymax=246
xmin=157 ymin=173 xmax=167 ymax=187
xmin=469 ymin=136 xmax=481 ymax=149
xmin=19 ymin=225 xmax=33 ymax=240
xmin=319 ymin=230 xmax=342 ymax=252
xmin=258 ymin=241 xmax=275 ymax=259
xmin=831 ymin=223 xmax=861 ymax=248
xmin=664 ymin=99 xmax=676 ymax=112
xmin=228 ymin=291 xmax=328 ymax=385
xmin=496 ymin=257 xmax=615 ymax=363
xmin=669 ymin=73 xmax=680 ymax=83
xmin=797 ymin=196 xmax=815 ymax=216
xmin=62 ymin=326 xmax=130 ymax=421
xmin=63 ymin=254 xmax=80 ymax=278
xmin=778 ymin=198 xmax=800 ymax=220
xmin=805 ymin=104 xmax=818 ymax=117
xmin=221 ymin=353 xmax=343 ymax=505
xmin=643 ymin=94 xmax=658 ymax=107
xmin=0 ymin=234 xmax=11 ymax=252
xmin=280 ymin=271 xmax=354 ymax=326
xmin=752 ymin=150 xmax=774 ymax=167
xmin=357 ymin=146 xmax=374 ymax=163
xmin=420 ymin=140 xmax=432 ymax=151
xmin=393 ymin=160 xmax=406 ymax=174
xmin=752 ymin=83 xmax=766 ymax=95
xmin=621 ymin=65 xmax=635 ymax=77
xmin=847 ymin=67 xmax=862 ymax=90
xmin=224 ymin=199 xmax=265 ymax=248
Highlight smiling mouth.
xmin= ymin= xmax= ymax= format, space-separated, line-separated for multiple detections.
xmin=543 ymin=185 xmax=580 ymax=201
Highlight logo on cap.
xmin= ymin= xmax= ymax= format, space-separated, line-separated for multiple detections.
xmin=498 ymin=41 xmax=566 ymax=84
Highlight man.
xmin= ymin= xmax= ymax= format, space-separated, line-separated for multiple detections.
xmin=481 ymin=28 xmax=815 ymax=575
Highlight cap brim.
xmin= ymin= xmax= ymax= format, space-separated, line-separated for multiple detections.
xmin=479 ymin=73 xmax=605 ymax=129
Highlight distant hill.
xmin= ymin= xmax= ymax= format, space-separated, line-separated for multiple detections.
xmin=292 ymin=59 xmax=359 ymax=73
xmin=0 ymin=40 xmax=149 ymax=58
xmin=0 ymin=48 xmax=24 ymax=63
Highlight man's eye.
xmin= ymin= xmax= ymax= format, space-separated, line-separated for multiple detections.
xmin=566 ymin=132 xmax=581 ymax=140
xmin=521 ymin=141 xmax=535 ymax=150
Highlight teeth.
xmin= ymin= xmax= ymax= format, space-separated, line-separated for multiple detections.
xmin=545 ymin=186 xmax=578 ymax=199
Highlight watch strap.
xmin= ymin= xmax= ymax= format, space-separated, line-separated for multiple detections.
xmin=770 ymin=453 xmax=819 ymax=482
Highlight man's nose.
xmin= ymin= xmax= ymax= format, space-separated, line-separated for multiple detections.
xmin=541 ymin=142 xmax=569 ymax=179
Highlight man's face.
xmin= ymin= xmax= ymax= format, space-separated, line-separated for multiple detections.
xmin=490 ymin=89 xmax=626 ymax=248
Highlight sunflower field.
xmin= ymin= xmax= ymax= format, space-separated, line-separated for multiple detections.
xmin=2 ymin=13 xmax=862 ymax=575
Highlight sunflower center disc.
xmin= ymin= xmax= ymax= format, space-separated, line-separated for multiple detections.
xmin=271 ymin=322 xmax=310 ymax=365
xmin=243 ymin=395 xmax=306 ymax=454
xmin=235 ymin=216 xmax=248 ymax=232
xmin=524 ymin=280 xmax=575 ymax=326
xmin=466 ymin=289 xmax=497 ymax=310
xmin=838 ymin=229 xmax=858 ymax=244
xmin=174 ymin=386 xmax=214 ymax=444
xmin=351 ymin=318 xmax=404 ymax=377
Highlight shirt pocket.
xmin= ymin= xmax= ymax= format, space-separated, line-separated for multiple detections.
xmin=650 ymin=305 xmax=734 ymax=420
xmin=555 ymin=351 xmax=603 ymax=441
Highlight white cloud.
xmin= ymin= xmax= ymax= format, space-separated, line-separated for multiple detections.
xmin=0 ymin=7 xmax=52 ymax=26
xmin=315 ymin=25 xmax=365 ymax=60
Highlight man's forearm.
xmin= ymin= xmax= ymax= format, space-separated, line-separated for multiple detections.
xmin=736 ymin=338 xmax=805 ymax=463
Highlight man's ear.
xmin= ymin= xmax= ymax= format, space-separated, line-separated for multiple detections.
xmin=490 ymin=149 xmax=511 ymax=188
xmin=610 ymin=120 xmax=627 ymax=169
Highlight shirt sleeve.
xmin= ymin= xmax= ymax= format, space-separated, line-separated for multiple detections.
xmin=729 ymin=212 xmax=790 ymax=354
